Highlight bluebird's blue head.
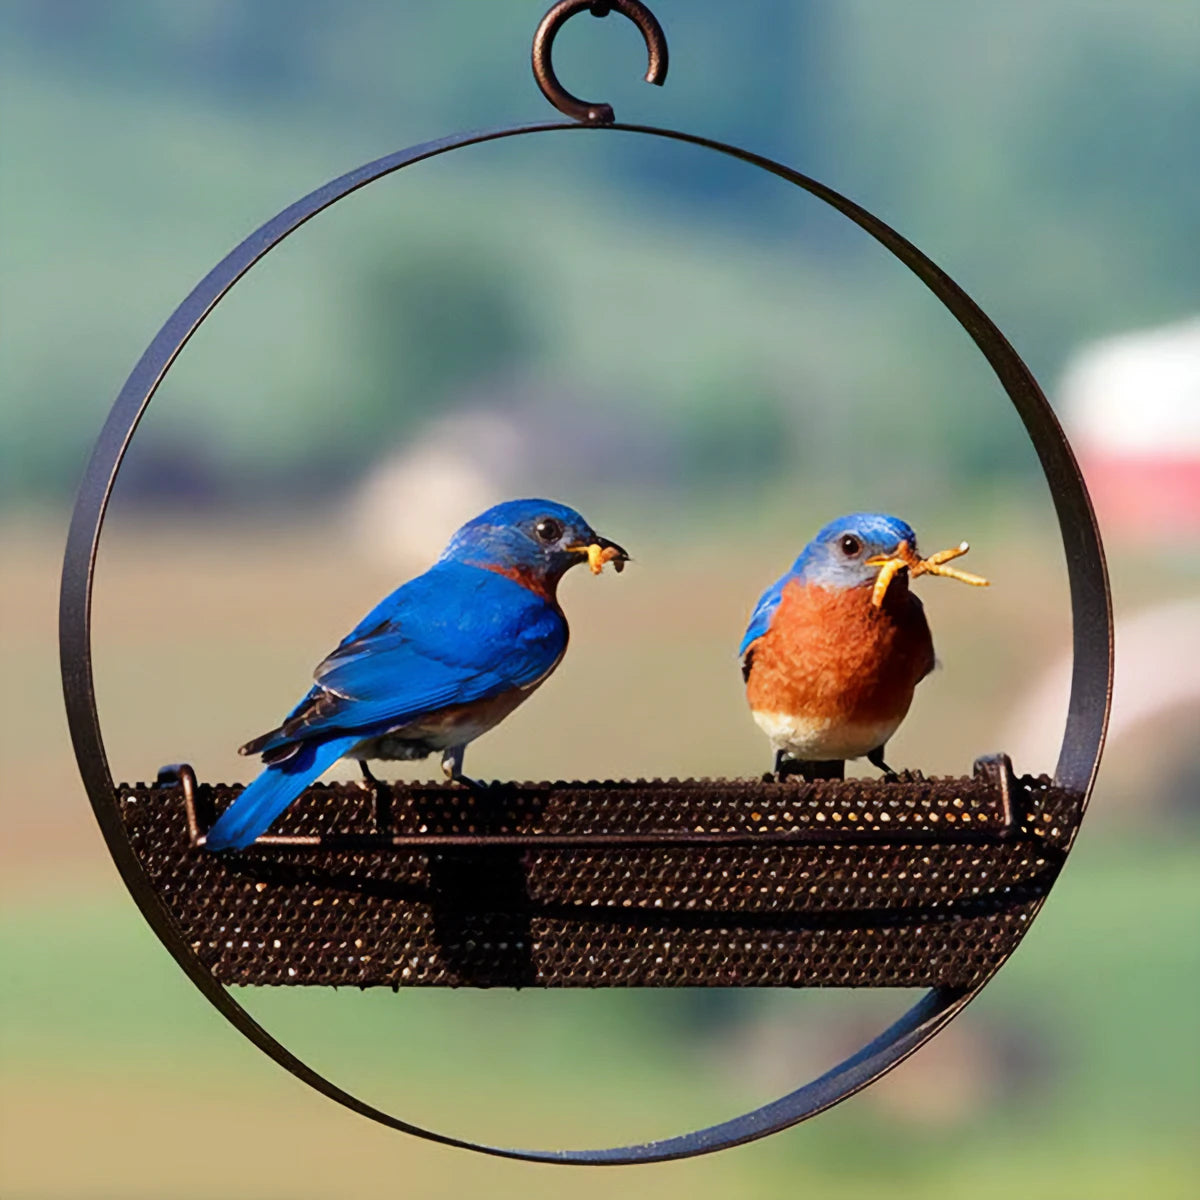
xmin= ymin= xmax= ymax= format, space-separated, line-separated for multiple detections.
xmin=793 ymin=512 xmax=919 ymax=590
xmin=441 ymin=499 xmax=629 ymax=591
xmin=740 ymin=512 xmax=987 ymax=654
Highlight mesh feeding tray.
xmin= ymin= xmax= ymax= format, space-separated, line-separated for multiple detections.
xmin=122 ymin=755 xmax=1081 ymax=989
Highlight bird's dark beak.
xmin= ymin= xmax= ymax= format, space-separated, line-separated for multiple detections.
xmin=569 ymin=535 xmax=630 ymax=575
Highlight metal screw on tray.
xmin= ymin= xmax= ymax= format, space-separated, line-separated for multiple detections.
xmin=59 ymin=0 xmax=1112 ymax=1166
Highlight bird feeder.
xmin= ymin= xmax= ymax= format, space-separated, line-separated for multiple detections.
xmin=59 ymin=0 xmax=1112 ymax=1165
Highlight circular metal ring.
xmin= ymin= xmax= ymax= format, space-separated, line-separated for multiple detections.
xmin=59 ymin=120 xmax=1113 ymax=1164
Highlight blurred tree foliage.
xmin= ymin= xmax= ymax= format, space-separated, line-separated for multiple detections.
xmin=677 ymin=365 xmax=794 ymax=494
xmin=349 ymin=242 xmax=543 ymax=445
xmin=2 ymin=0 xmax=1197 ymax=505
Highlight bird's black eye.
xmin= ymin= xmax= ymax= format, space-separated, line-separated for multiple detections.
xmin=840 ymin=534 xmax=862 ymax=556
xmin=535 ymin=517 xmax=564 ymax=544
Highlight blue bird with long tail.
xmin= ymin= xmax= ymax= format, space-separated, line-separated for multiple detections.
xmin=205 ymin=499 xmax=628 ymax=850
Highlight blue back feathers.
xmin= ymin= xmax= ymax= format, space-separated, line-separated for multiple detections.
xmin=270 ymin=562 xmax=568 ymax=749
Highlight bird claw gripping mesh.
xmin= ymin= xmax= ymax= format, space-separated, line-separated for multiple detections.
xmin=123 ymin=755 xmax=1081 ymax=989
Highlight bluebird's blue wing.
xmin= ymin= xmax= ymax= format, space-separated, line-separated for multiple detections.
xmin=207 ymin=561 xmax=567 ymax=850
xmin=246 ymin=560 xmax=566 ymax=754
xmin=291 ymin=563 xmax=563 ymax=737
xmin=739 ymin=571 xmax=791 ymax=658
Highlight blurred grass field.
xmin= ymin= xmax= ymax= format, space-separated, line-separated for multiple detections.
xmin=3 ymin=515 xmax=1198 ymax=1198
xmin=2 ymin=843 xmax=1196 ymax=1199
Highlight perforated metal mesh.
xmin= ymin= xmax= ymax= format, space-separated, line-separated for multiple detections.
xmin=117 ymin=762 xmax=1080 ymax=988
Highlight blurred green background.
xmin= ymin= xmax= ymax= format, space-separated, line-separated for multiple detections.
xmin=2 ymin=2 xmax=1198 ymax=1197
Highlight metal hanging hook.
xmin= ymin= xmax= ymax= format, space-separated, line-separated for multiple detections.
xmin=532 ymin=0 xmax=668 ymax=124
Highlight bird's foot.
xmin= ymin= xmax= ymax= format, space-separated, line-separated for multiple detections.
xmin=446 ymin=771 xmax=487 ymax=790
xmin=441 ymin=746 xmax=486 ymax=790
xmin=880 ymin=767 xmax=926 ymax=784
xmin=774 ymin=752 xmax=845 ymax=782
xmin=774 ymin=752 xmax=804 ymax=781
xmin=357 ymin=760 xmax=393 ymax=831
xmin=866 ymin=746 xmax=892 ymax=775
xmin=867 ymin=749 xmax=925 ymax=784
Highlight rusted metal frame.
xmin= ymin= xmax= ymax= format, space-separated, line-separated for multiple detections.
xmin=193 ymin=826 xmax=1024 ymax=850
xmin=163 ymin=771 xmax=1025 ymax=852
xmin=158 ymin=754 xmax=1025 ymax=851
xmin=57 ymin=0 xmax=1111 ymax=1165
xmin=56 ymin=119 xmax=1111 ymax=1166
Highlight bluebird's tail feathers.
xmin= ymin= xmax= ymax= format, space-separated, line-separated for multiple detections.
xmin=205 ymin=735 xmax=359 ymax=851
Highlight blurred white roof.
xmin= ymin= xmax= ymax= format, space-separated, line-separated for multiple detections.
xmin=1059 ymin=316 xmax=1200 ymax=456
xmin=345 ymin=411 xmax=526 ymax=569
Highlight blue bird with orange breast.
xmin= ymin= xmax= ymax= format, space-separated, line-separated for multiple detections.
xmin=740 ymin=513 xmax=988 ymax=777
xmin=205 ymin=499 xmax=628 ymax=850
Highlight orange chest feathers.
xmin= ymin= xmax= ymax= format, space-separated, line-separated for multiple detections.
xmin=744 ymin=578 xmax=935 ymax=724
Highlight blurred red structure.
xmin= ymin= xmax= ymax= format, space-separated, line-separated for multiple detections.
xmin=1059 ymin=316 xmax=1200 ymax=538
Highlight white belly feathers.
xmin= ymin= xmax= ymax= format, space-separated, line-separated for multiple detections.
xmin=751 ymin=709 xmax=901 ymax=762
